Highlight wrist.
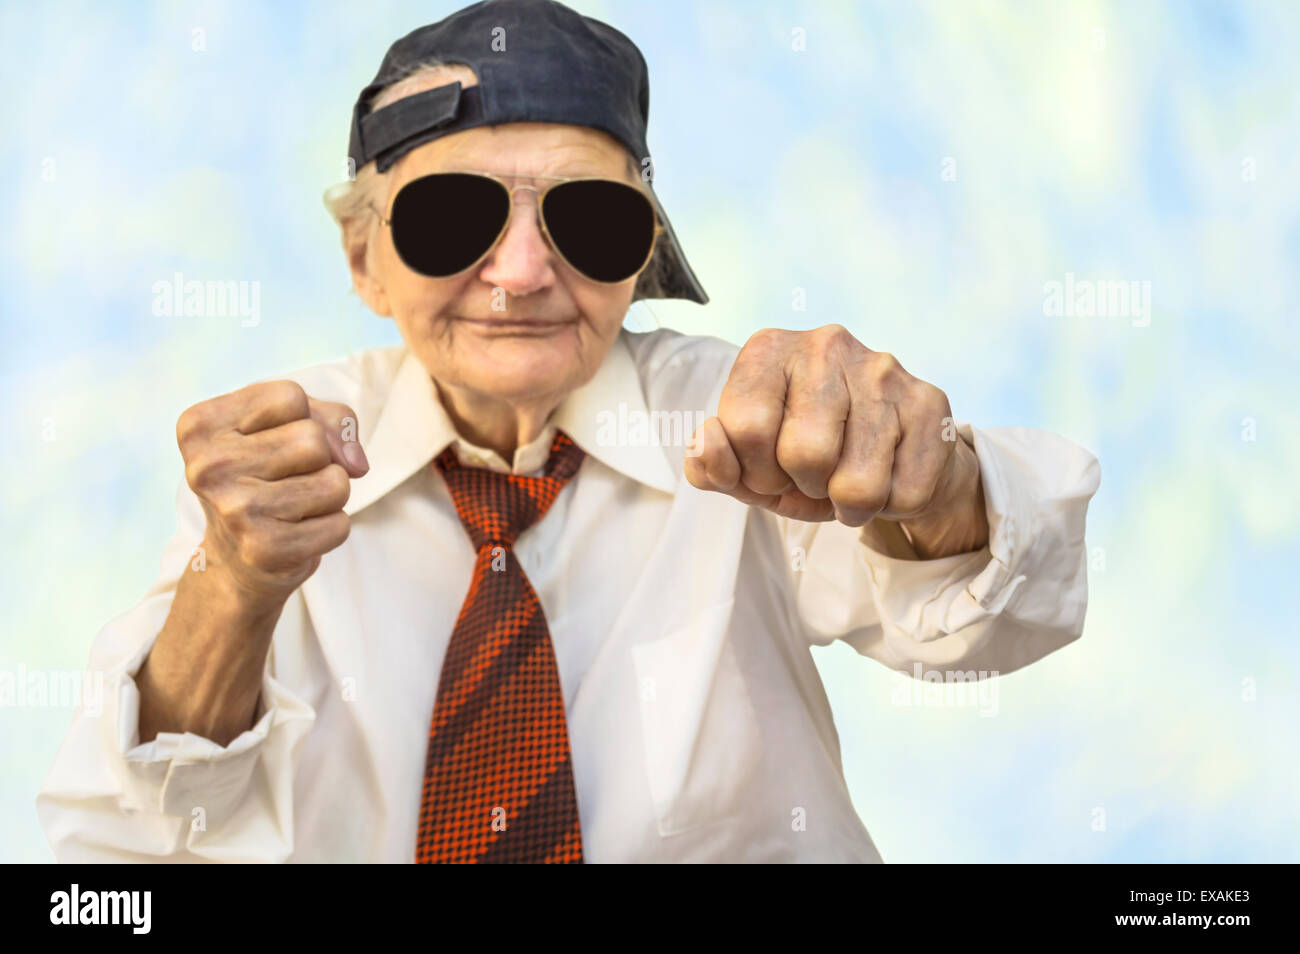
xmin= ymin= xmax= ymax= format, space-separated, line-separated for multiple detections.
xmin=203 ymin=564 xmax=291 ymax=625
xmin=899 ymin=437 xmax=989 ymax=559
xmin=197 ymin=533 xmax=297 ymax=620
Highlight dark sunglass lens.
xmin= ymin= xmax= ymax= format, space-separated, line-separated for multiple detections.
xmin=389 ymin=173 xmax=510 ymax=277
xmin=542 ymin=180 xmax=656 ymax=283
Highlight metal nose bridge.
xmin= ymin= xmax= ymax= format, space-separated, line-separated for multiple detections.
xmin=504 ymin=182 xmax=544 ymax=212
xmin=495 ymin=183 xmax=551 ymax=250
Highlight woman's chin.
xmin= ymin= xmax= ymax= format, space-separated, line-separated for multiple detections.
xmin=451 ymin=328 xmax=594 ymax=400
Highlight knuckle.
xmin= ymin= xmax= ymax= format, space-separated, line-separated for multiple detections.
xmin=263 ymin=379 xmax=310 ymax=418
xmin=320 ymin=463 xmax=352 ymax=506
xmin=776 ymin=431 xmax=836 ymax=476
xmin=683 ymin=455 xmax=710 ymax=490
xmin=184 ymin=451 xmax=218 ymax=494
xmin=176 ymin=400 xmax=218 ymax=450
xmin=290 ymin=420 xmax=331 ymax=465
xmin=875 ymin=350 xmax=902 ymax=373
xmin=866 ymin=350 xmax=904 ymax=387
xmin=183 ymin=458 xmax=206 ymax=493
xmin=747 ymin=327 xmax=784 ymax=348
xmin=175 ymin=407 xmax=201 ymax=448
xmin=212 ymin=486 xmax=253 ymax=525
xmin=815 ymin=322 xmax=853 ymax=346
xmin=922 ymin=381 xmax=952 ymax=416
xmin=237 ymin=533 xmax=275 ymax=571
xmin=739 ymin=327 xmax=786 ymax=362
xmin=828 ymin=474 xmax=889 ymax=513
xmin=814 ymin=324 xmax=860 ymax=362
xmin=719 ymin=407 xmax=774 ymax=451
xmin=321 ymin=512 xmax=352 ymax=551
xmin=890 ymin=482 xmax=936 ymax=516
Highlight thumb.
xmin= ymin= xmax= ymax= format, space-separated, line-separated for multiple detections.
xmin=309 ymin=398 xmax=370 ymax=479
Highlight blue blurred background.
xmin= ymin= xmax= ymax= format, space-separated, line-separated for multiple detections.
xmin=3 ymin=0 xmax=1297 ymax=862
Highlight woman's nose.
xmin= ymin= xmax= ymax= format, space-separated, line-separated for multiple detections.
xmin=477 ymin=190 xmax=556 ymax=297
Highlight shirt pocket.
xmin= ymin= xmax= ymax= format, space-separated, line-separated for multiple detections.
xmin=630 ymin=598 xmax=763 ymax=837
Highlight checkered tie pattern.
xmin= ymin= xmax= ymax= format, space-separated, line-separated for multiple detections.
xmin=416 ymin=430 xmax=587 ymax=863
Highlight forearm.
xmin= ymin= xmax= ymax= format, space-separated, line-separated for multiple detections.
xmin=137 ymin=562 xmax=286 ymax=747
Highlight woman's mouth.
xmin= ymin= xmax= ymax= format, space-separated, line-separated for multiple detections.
xmin=454 ymin=316 xmax=578 ymax=335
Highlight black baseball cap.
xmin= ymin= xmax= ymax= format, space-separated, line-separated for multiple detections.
xmin=346 ymin=0 xmax=708 ymax=305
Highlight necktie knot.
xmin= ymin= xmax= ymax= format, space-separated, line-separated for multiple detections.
xmin=435 ymin=431 xmax=586 ymax=550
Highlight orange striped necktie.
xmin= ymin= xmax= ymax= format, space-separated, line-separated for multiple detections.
xmin=416 ymin=430 xmax=587 ymax=863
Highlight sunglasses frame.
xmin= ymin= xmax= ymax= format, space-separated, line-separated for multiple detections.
xmin=371 ymin=169 xmax=666 ymax=285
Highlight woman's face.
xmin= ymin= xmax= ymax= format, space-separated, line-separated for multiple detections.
xmin=358 ymin=122 xmax=641 ymax=407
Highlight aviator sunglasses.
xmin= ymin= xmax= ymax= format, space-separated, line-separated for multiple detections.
xmin=373 ymin=170 xmax=665 ymax=284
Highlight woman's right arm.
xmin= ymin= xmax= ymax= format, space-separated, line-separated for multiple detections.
xmin=36 ymin=380 xmax=368 ymax=862
xmin=135 ymin=560 xmax=286 ymax=749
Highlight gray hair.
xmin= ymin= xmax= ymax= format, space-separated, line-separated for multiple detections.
xmin=322 ymin=60 xmax=471 ymax=273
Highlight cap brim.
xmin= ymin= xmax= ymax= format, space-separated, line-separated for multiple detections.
xmin=634 ymin=188 xmax=709 ymax=305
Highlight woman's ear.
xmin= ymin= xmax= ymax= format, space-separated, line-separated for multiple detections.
xmin=344 ymin=224 xmax=393 ymax=317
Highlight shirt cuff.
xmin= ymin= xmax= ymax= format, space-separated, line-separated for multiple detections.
xmin=103 ymin=636 xmax=302 ymax=820
xmin=857 ymin=422 xmax=1037 ymax=643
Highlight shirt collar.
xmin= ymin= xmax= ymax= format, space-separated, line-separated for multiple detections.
xmin=344 ymin=329 xmax=679 ymax=517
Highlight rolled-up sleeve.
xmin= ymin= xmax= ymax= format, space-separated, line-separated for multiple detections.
xmin=788 ymin=422 xmax=1100 ymax=676
xmin=36 ymin=478 xmax=317 ymax=863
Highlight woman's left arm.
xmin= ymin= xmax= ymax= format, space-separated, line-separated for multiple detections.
xmin=783 ymin=422 xmax=1100 ymax=675
xmin=686 ymin=324 xmax=1101 ymax=674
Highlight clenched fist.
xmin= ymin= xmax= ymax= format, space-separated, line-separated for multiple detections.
xmin=686 ymin=325 xmax=989 ymax=559
xmin=177 ymin=379 xmax=369 ymax=608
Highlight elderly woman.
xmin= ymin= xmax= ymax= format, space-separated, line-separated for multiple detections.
xmin=38 ymin=0 xmax=1098 ymax=863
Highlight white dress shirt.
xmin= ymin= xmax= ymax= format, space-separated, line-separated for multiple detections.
xmin=37 ymin=327 xmax=1100 ymax=862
